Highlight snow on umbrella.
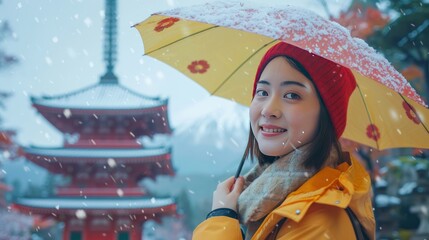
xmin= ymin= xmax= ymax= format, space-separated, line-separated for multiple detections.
xmin=133 ymin=1 xmax=429 ymax=151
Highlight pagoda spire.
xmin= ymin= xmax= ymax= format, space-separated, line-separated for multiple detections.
xmin=100 ymin=0 xmax=118 ymax=84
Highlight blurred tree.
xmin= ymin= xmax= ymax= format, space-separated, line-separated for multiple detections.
xmin=366 ymin=0 xmax=429 ymax=101
xmin=177 ymin=189 xmax=195 ymax=230
xmin=324 ymin=0 xmax=389 ymax=39
xmin=0 ymin=1 xmax=19 ymax=155
xmin=0 ymin=2 xmax=22 ymax=174
xmin=0 ymin=10 xmax=17 ymax=70
xmin=0 ymin=3 xmax=49 ymax=239
xmin=0 ymin=0 xmax=17 ymax=122
xmin=329 ymin=0 xmax=428 ymax=159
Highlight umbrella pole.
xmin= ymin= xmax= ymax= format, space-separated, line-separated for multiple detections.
xmin=234 ymin=156 xmax=246 ymax=179
xmin=229 ymin=156 xmax=246 ymax=191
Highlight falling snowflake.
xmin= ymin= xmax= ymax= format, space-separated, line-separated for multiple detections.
xmin=63 ymin=109 xmax=72 ymax=118
xmin=107 ymin=158 xmax=117 ymax=168
xmin=75 ymin=209 xmax=86 ymax=219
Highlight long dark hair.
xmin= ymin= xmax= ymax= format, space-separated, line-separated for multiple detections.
xmin=242 ymin=56 xmax=343 ymax=171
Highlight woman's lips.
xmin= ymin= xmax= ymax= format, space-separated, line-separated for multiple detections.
xmin=260 ymin=124 xmax=286 ymax=137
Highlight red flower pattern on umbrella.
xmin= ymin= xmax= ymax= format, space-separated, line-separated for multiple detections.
xmin=188 ymin=60 xmax=210 ymax=74
xmin=402 ymin=101 xmax=421 ymax=124
xmin=366 ymin=124 xmax=380 ymax=141
xmin=154 ymin=17 xmax=179 ymax=32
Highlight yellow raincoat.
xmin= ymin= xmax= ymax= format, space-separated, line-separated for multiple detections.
xmin=193 ymin=156 xmax=375 ymax=240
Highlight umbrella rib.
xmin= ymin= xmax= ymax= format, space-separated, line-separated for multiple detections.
xmin=399 ymin=94 xmax=429 ymax=133
xmin=143 ymin=25 xmax=220 ymax=56
xmin=211 ymin=39 xmax=278 ymax=97
xmin=355 ymin=83 xmax=380 ymax=149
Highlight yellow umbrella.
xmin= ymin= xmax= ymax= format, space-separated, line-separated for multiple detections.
xmin=133 ymin=2 xmax=429 ymax=150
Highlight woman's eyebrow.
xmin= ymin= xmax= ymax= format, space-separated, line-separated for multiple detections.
xmin=257 ymin=80 xmax=306 ymax=88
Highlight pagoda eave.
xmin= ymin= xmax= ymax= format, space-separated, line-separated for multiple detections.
xmin=32 ymin=102 xmax=173 ymax=135
xmin=23 ymin=146 xmax=172 ymax=162
xmin=13 ymin=197 xmax=176 ymax=218
xmin=13 ymin=204 xmax=177 ymax=219
xmin=23 ymin=159 xmax=175 ymax=177
xmin=23 ymin=149 xmax=174 ymax=176
xmin=56 ymin=187 xmax=146 ymax=197
xmin=24 ymin=152 xmax=172 ymax=164
xmin=24 ymin=157 xmax=175 ymax=177
xmin=33 ymin=103 xmax=169 ymax=116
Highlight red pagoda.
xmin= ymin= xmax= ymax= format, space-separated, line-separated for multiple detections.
xmin=13 ymin=1 xmax=176 ymax=239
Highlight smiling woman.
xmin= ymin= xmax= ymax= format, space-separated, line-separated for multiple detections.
xmin=192 ymin=42 xmax=375 ymax=240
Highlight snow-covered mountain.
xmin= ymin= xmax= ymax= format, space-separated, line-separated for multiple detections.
xmin=170 ymin=97 xmax=252 ymax=175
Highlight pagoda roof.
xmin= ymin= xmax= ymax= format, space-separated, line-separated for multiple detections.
xmin=23 ymin=146 xmax=170 ymax=159
xmin=15 ymin=197 xmax=174 ymax=210
xmin=31 ymin=83 xmax=167 ymax=110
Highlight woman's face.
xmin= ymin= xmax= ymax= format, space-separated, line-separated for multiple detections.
xmin=250 ymin=56 xmax=321 ymax=157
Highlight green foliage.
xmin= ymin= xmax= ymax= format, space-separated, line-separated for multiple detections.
xmin=367 ymin=0 xmax=429 ymax=100
xmin=388 ymin=0 xmax=428 ymax=13
xmin=368 ymin=1 xmax=429 ymax=61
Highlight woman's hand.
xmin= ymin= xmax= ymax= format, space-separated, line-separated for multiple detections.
xmin=212 ymin=176 xmax=244 ymax=211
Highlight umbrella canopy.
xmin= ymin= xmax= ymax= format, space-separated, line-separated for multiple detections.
xmin=134 ymin=1 xmax=429 ymax=150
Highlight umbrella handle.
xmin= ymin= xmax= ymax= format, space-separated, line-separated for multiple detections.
xmin=229 ymin=157 xmax=247 ymax=192
xmin=234 ymin=156 xmax=246 ymax=179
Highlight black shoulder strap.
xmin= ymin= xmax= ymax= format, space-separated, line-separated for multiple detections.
xmin=268 ymin=218 xmax=287 ymax=240
xmin=345 ymin=207 xmax=370 ymax=240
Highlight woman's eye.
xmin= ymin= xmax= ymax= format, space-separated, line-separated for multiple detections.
xmin=256 ymin=90 xmax=268 ymax=96
xmin=284 ymin=93 xmax=301 ymax=99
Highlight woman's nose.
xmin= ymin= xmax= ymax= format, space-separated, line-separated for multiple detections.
xmin=261 ymin=98 xmax=281 ymax=118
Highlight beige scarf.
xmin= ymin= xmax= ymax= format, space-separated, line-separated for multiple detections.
xmin=238 ymin=148 xmax=338 ymax=239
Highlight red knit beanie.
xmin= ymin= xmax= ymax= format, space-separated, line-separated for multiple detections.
xmin=253 ymin=42 xmax=356 ymax=138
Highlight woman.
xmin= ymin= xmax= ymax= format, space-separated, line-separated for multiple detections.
xmin=192 ymin=42 xmax=375 ymax=240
